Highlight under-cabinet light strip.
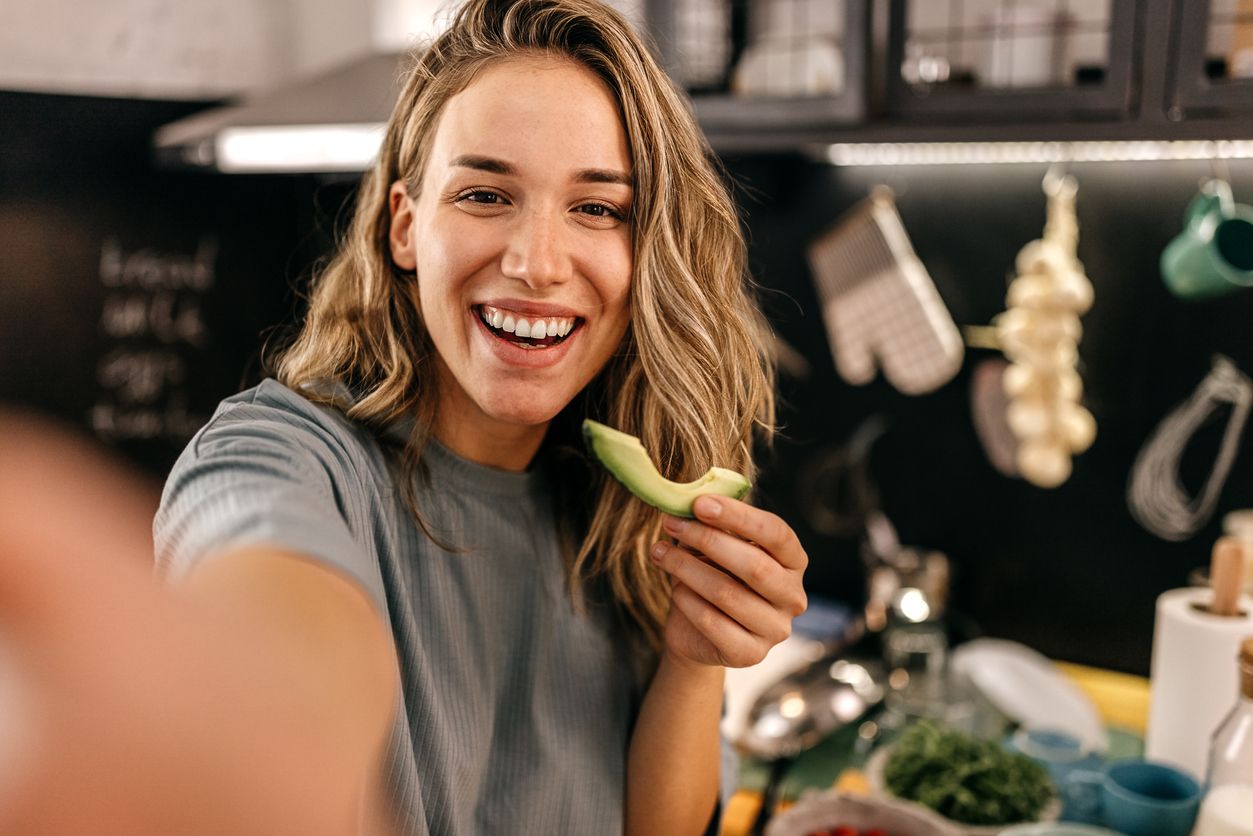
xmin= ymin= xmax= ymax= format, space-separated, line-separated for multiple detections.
xmin=216 ymin=124 xmax=386 ymax=173
xmin=211 ymin=128 xmax=1253 ymax=173
xmin=825 ymin=140 xmax=1253 ymax=166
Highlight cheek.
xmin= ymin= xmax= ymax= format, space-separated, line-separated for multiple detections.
xmin=415 ymin=234 xmax=490 ymax=323
xmin=414 ymin=207 xmax=499 ymax=278
xmin=594 ymin=238 xmax=633 ymax=316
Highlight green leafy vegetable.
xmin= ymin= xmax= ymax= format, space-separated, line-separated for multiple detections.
xmin=882 ymin=721 xmax=1054 ymax=826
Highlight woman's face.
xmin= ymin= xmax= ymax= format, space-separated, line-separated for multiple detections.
xmin=389 ymin=55 xmax=634 ymax=438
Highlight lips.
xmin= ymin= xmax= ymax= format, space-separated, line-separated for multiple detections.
xmin=470 ymin=305 xmax=581 ymax=369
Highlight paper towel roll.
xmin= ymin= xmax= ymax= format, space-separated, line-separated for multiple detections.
xmin=1146 ymin=587 xmax=1253 ymax=780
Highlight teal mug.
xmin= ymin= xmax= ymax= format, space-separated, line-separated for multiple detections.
xmin=1161 ymin=180 xmax=1253 ymax=300
xmin=1062 ymin=759 xmax=1200 ymax=836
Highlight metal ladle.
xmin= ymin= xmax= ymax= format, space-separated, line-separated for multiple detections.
xmin=741 ymin=656 xmax=886 ymax=835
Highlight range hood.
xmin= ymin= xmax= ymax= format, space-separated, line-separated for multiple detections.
xmin=154 ymin=0 xmax=450 ymax=174
xmin=154 ymin=52 xmax=405 ymax=174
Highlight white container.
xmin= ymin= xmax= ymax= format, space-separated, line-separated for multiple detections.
xmin=1194 ymin=784 xmax=1253 ymax=836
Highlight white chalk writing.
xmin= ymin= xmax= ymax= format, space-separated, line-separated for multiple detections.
xmin=92 ymin=236 xmax=217 ymax=441
xmin=98 ymin=237 xmax=217 ymax=291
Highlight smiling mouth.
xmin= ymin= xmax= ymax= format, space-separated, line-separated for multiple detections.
xmin=476 ymin=304 xmax=582 ymax=350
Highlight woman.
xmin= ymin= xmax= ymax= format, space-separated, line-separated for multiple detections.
xmin=3 ymin=1 xmax=809 ymax=834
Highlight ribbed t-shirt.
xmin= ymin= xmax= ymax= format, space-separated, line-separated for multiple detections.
xmin=153 ymin=379 xmax=650 ymax=835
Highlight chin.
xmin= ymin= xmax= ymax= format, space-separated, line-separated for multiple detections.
xmin=476 ymin=391 xmax=569 ymax=428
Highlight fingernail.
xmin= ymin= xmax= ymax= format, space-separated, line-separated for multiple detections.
xmin=650 ymin=542 xmax=666 ymax=563
xmin=663 ymin=516 xmax=687 ymax=534
xmin=695 ymin=496 xmax=722 ymax=518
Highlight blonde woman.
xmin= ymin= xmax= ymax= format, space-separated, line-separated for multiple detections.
xmin=0 ymin=1 xmax=808 ymax=834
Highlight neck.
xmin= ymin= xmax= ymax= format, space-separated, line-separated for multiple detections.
xmin=432 ymin=414 xmax=547 ymax=472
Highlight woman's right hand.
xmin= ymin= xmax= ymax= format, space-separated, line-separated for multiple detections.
xmin=0 ymin=413 xmax=395 ymax=836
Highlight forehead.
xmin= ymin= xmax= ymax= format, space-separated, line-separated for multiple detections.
xmin=425 ymin=54 xmax=632 ymax=178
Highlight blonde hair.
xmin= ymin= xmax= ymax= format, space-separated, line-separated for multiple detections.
xmin=275 ymin=0 xmax=776 ymax=649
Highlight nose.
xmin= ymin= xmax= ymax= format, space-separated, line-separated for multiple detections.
xmin=500 ymin=208 xmax=571 ymax=288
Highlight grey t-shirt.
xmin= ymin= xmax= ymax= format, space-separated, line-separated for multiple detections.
xmin=153 ymin=379 xmax=645 ymax=835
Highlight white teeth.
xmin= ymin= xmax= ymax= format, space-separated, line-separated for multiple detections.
xmin=479 ymin=306 xmax=576 ymax=341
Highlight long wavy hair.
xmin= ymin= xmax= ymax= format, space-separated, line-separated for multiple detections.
xmin=274 ymin=0 xmax=776 ymax=650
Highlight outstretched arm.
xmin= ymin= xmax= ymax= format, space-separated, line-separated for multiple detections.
xmin=0 ymin=415 xmax=397 ymax=836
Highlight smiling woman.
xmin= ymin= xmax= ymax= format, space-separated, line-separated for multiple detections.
xmin=384 ymin=55 xmax=634 ymax=453
xmin=143 ymin=1 xmax=806 ymax=835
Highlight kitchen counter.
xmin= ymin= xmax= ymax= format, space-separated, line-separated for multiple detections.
xmin=719 ymin=662 xmax=1151 ymax=836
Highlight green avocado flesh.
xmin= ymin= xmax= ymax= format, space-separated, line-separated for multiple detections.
xmin=581 ymin=419 xmax=750 ymax=518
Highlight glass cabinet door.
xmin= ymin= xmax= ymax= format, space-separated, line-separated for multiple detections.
xmin=885 ymin=0 xmax=1138 ymax=120
xmin=1170 ymin=0 xmax=1253 ymax=117
xmin=645 ymin=0 xmax=870 ymax=139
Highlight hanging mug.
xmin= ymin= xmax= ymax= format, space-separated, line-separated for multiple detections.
xmin=1161 ymin=179 xmax=1253 ymax=300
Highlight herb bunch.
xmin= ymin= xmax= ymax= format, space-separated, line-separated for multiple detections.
xmin=882 ymin=721 xmax=1054 ymax=825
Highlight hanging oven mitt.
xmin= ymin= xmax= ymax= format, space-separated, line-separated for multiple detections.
xmin=807 ymin=188 xmax=963 ymax=396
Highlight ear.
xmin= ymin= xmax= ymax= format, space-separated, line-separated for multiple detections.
xmin=388 ymin=181 xmax=418 ymax=271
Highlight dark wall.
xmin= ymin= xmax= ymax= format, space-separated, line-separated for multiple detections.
xmin=0 ymin=91 xmax=335 ymax=475
xmin=727 ymin=154 xmax=1253 ymax=675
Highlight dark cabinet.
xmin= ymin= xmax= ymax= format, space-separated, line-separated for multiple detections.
xmin=1169 ymin=0 xmax=1253 ymax=118
xmin=885 ymin=0 xmax=1138 ymax=121
xmin=644 ymin=0 xmax=872 ymax=146
xmin=641 ymin=0 xmax=1253 ymax=148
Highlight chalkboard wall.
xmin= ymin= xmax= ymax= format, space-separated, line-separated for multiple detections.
xmin=0 ymin=91 xmax=328 ymax=473
xmin=3 ymin=92 xmax=1252 ymax=674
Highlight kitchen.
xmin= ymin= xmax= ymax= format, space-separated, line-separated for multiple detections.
xmin=1 ymin=1 xmax=1253 ymax=834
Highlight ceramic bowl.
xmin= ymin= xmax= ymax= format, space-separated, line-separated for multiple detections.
xmin=863 ymin=746 xmax=1063 ymax=835
xmin=765 ymin=791 xmax=962 ymax=836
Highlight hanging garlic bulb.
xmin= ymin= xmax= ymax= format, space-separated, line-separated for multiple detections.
xmin=995 ymin=170 xmax=1097 ymax=488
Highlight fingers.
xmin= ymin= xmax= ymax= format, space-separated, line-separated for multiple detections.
xmin=654 ymin=498 xmax=810 ymax=670
xmin=669 ymin=582 xmax=773 ymax=669
xmin=691 ymin=495 xmax=808 ymax=573
xmin=651 ymin=541 xmax=790 ymax=643
xmin=0 ymin=412 xmax=159 ymax=627
xmin=660 ymin=514 xmax=807 ymax=617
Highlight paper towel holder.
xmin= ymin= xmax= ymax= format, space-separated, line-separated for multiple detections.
xmin=1199 ymin=536 xmax=1248 ymax=618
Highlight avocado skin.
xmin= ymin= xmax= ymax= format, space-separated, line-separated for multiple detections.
xmin=581 ymin=419 xmax=750 ymax=517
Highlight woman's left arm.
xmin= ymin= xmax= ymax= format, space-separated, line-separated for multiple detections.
xmin=625 ymin=494 xmax=809 ymax=836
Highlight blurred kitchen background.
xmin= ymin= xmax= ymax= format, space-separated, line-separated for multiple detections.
xmin=3 ymin=0 xmax=1253 ymax=677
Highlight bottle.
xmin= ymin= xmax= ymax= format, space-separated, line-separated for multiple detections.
xmin=1207 ymin=636 xmax=1253 ymax=788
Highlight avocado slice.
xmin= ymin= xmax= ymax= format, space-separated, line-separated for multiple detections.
xmin=581 ymin=419 xmax=751 ymax=518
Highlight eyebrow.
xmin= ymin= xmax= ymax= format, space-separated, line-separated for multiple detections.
xmin=450 ymin=154 xmax=632 ymax=187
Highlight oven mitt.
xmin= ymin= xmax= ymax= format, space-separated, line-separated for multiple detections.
xmin=807 ymin=190 xmax=964 ymax=395
xmin=970 ymin=357 xmax=1019 ymax=477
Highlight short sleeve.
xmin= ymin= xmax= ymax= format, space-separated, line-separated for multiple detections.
xmin=153 ymin=385 xmax=388 ymax=614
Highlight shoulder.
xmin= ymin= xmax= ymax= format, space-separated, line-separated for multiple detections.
xmin=196 ymin=379 xmax=366 ymax=449
xmin=155 ymin=380 xmax=394 ymax=598
xmin=186 ymin=379 xmax=387 ymax=483
xmin=157 ymin=379 xmax=396 ymax=540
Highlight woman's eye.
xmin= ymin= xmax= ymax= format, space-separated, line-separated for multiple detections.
xmin=577 ymin=203 xmax=625 ymax=221
xmin=459 ymin=190 xmax=506 ymax=205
